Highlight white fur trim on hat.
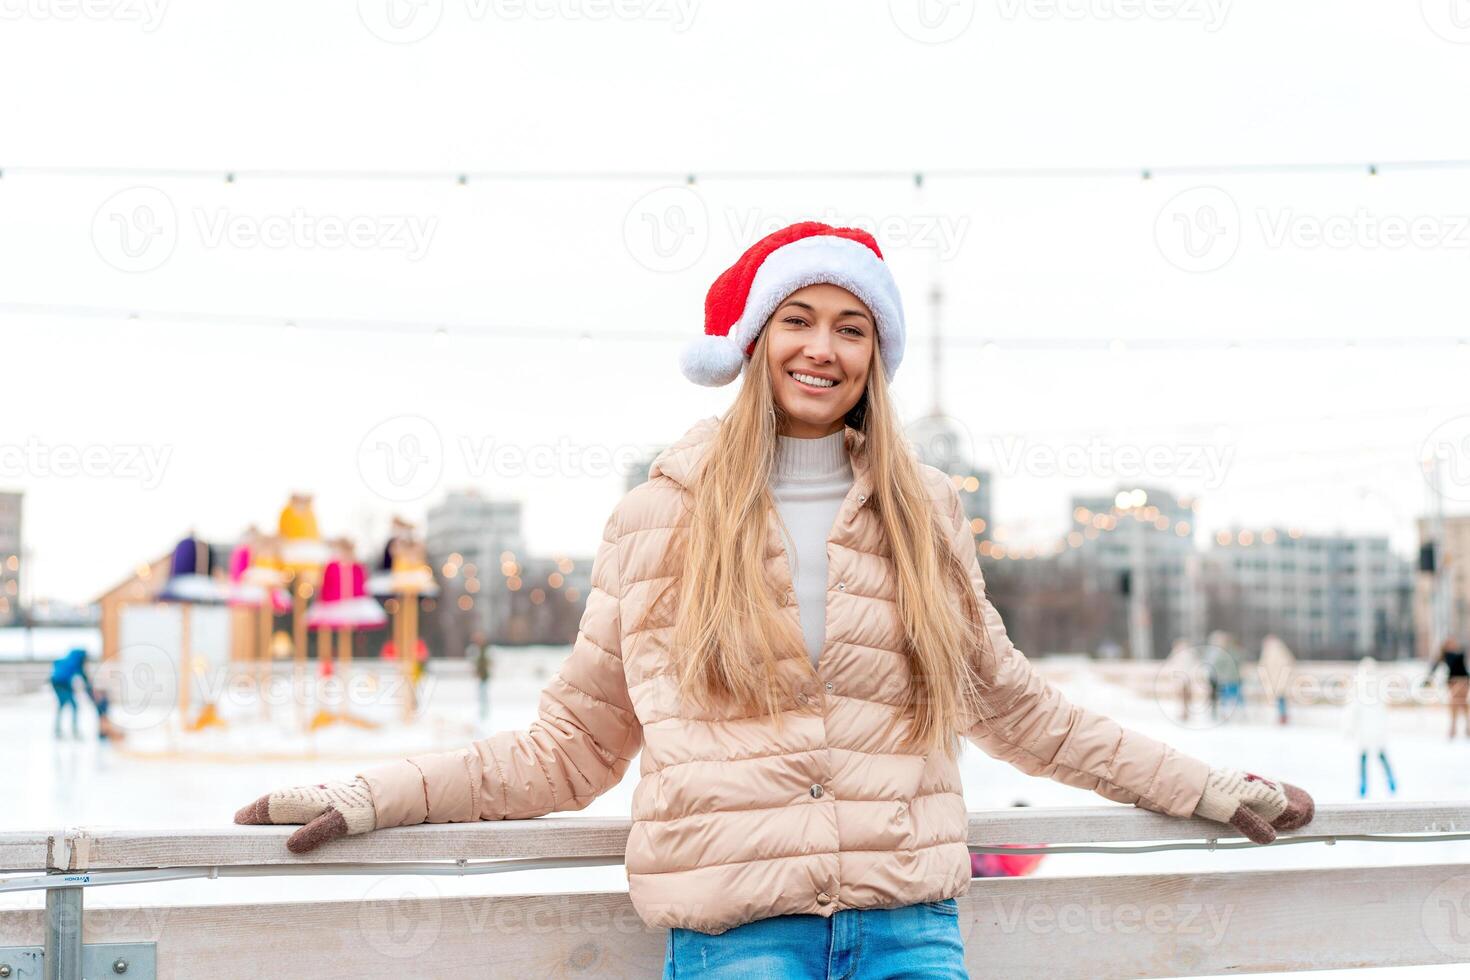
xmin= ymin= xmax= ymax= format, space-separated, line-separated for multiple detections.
xmin=679 ymin=332 xmax=747 ymax=387
xmin=728 ymin=234 xmax=905 ymax=382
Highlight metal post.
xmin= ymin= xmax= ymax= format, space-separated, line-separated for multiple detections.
xmin=43 ymin=884 xmax=82 ymax=980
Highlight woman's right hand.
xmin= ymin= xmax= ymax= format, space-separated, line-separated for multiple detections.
xmin=234 ymin=775 xmax=378 ymax=853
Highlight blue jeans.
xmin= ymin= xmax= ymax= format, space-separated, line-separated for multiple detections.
xmin=662 ymin=898 xmax=969 ymax=978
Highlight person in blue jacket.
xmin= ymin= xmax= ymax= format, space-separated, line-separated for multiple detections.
xmin=50 ymin=647 xmax=94 ymax=739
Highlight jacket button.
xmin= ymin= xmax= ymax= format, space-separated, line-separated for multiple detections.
xmin=837 ymin=582 xmax=846 ymax=592
xmin=817 ymin=891 xmax=832 ymax=905
xmin=825 ymin=681 xmax=834 ymax=692
xmin=810 ymin=784 xmax=824 ymax=798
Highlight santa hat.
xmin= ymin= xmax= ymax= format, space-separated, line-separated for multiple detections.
xmin=680 ymin=220 xmax=906 ymax=387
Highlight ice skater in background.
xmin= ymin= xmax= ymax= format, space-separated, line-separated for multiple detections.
xmin=50 ymin=647 xmax=94 ymax=739
xmin=1422 ymin=637 xmax=1470 ymax=739
xmin=1258 ymin=634 xmax=1297 ymax=726
xmin=90 ymin=659 xmax=125 ymax=742
xmin=1343 ymin=656 xmax=1396 ymax=798
xmin=468 ymin=630 xmax=493 ymax=724
xmin=1204 ymin=631 xmax=1245 ymax=722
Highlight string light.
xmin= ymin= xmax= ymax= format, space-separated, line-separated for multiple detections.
xmin=3 ymin=159 xmax=1467 ymax=183
xmin=2 ymin=301 xmax=1456 ymax=353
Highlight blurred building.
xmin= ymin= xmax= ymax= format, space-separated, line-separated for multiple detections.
xmin=425 ymin=490 xmax=524 ymax=644
xmin=908 ymin=413 xmax=992 ymax=541
xmin=0 ymin=491 xmax=20 ymax=625
xmin=1058 ymin=485 xmax=1201 ymax=658
xmin=624 ymin=447 xmax=664 ymax=494
xmin=1207 ymin=527 xmax=1413 ymax=659
xmin=1413 ymin=513 xmax=1470 ymax=660
xmin=497 ymin=554 xmax=593 ymax=645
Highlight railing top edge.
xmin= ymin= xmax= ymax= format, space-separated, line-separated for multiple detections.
xmin=7 ymin=802 xmax=1466 ymax=872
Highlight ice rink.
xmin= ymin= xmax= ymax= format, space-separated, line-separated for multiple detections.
xmin=5 ymin=649 xmax=1468 ymax=977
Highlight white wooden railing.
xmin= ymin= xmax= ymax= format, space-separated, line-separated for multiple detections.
xmin=2 ymin=803 xmax=1469 ymax=978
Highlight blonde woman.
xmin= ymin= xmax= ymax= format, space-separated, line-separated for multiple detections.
xmin=236 ymin=221 xmax=1316 ymax=978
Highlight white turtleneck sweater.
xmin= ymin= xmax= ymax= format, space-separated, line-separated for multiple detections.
xmin=770 ymin=428 xmax=854 ymax=667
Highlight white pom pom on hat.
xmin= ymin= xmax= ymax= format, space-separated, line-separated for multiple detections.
xmin=680 ymin=220 xmax=907 ymax=387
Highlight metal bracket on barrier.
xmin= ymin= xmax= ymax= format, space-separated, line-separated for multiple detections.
xmin=0 ymin=943 xmax=156 ymax=980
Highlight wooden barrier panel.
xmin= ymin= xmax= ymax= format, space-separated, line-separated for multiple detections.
xmin=0 ymin=832 xmax=54 ymax=871
xmin=3 ymin=865 xmax=1470 ymax=978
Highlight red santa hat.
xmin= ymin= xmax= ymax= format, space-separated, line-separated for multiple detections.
xmin=680 ymin=220 xmax=907 ymax=387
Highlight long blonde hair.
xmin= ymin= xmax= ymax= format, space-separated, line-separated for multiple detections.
xmin=637 ymin=324 xmax=999 ymax=758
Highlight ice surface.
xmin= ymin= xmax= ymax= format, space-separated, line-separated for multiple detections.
xmin=4 ymin=648 xmax=1466 ymax=977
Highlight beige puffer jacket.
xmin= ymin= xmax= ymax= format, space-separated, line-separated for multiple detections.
xmin=359 ymin=415 xmax=1211 ymax=935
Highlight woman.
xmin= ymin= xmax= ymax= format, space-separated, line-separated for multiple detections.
xmin=235 ymin=221 xmax=1315 ymax=977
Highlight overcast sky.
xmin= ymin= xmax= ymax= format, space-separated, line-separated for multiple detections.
xmin=3 ymin=0 xmax=1469 ymax=603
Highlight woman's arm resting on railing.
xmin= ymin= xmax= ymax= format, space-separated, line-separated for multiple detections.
xmin=941 ymin=482 xmax=1315 ymax=845
xmin=236 ymin=507 xmax=642 ymax=853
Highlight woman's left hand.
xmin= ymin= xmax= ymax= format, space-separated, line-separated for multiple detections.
xmin=234 ymin=775 xmax=378 ymax=853
xmin=1192 ymin=767 xmax=1315 ymax=845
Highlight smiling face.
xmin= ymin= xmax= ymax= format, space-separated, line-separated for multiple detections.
xmin=762 ymin=282 xmax=876 ymax=438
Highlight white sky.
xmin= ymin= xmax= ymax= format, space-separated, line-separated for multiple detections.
xmin=2 ymin=0 xmax=1469 ymax=603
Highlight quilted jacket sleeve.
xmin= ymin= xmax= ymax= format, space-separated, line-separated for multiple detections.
xmin=944 ymin=483 xmax=1209 ymax=818
xmin=358 ymin=504 xmax=641 ymax=826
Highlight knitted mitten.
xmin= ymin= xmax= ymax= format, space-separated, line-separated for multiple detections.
xmin=1192 ymin=767 xmax=1315 ymax=845
xmin=234 ymin=776 xmax=377 ymax=854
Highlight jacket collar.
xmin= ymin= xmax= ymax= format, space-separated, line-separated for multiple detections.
xmin=650 ymin=415 xmax=875 ymax=508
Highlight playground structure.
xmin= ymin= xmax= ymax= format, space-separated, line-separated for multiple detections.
xmin=91 ymin=499 xmax=438 ymax=753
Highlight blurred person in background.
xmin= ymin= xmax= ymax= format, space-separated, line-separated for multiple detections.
xmin=468 ymin=629 xmax=493 ymax=724
xmin=49 ymin=646 xmax=94 ymax=740
xmin=1258 ymin=634 xmax=1297 ymax=726
xmin=1204 ymin=631 xmax=1244 ymax=722
xmin=1422 ymin=636 xmax=1469 ymax=739
xmin=1343 ymin=656 xmax=1397 ymax=798
xmin=1162 ymin=638 xmax=1199 ymax=723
